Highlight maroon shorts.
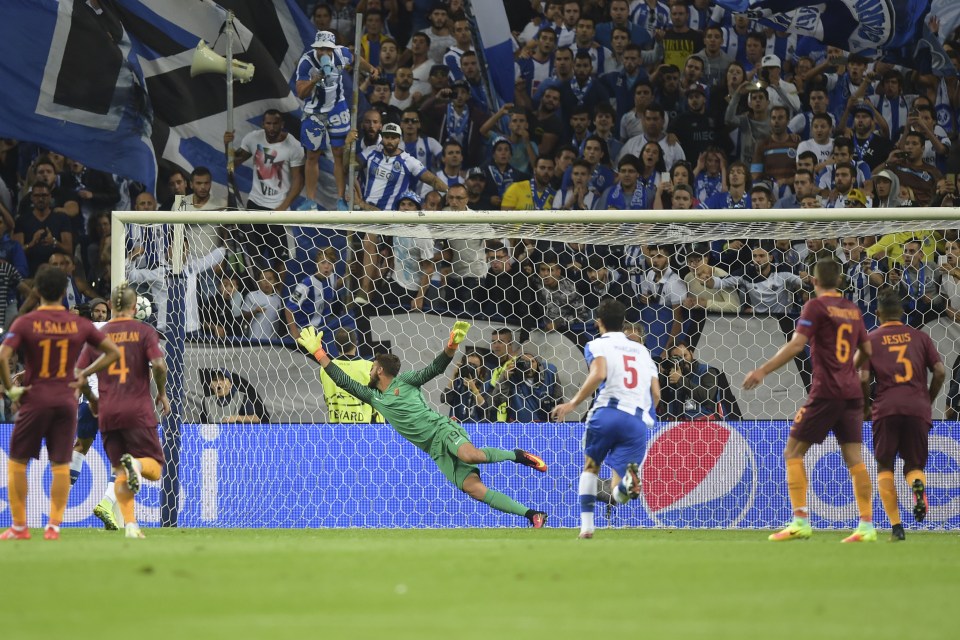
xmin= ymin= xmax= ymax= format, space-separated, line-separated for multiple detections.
xmin=9 ymin=402 xmax=78 ymax=464
xmin=790 ymin=397 xmax=864 ymax=444
xmin=102 ymin=427 xmax=165 ymax=469
xmin=872 ymin=415 xmax=931 ymax=470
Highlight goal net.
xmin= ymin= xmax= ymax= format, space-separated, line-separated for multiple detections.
xmin=28 ymin=207 xmax=960 ymax=531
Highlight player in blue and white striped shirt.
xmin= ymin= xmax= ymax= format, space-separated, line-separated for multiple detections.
xmin=552 ymin=298 xmax=660 ymax=539
xmin=296 ymin=30 xmax=378 ymax=209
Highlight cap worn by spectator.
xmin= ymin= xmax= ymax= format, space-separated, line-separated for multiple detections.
xmin=845 ymin=188 xmax=867 ymax=207
xmin=397 ymin=191 xmax=422 ymax=206
xmin=873 ymin=169 xmax=895 ymax=183
xmin=467 ymin=167 xmax=486 ymax=179
xmin=451 ymin=79 xmax=470 ymax=92
xmin=312 ymin=30 xmax=337 ymax=49
xmin=851 ymin=102 xmax=873 ymax=117
xmin=382 ymin=123 xmax=402 ymax=137
xmin=752 ymin=181 xmax=773 ymax=195
xmin=430 ymin=64 xmax=450 ymax=76
xmin=761 ymin=54 xmax=781 ymax=68
xmin=686 ymin=83 xmax=707 ymax=96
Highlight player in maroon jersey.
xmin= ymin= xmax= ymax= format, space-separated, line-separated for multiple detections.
xmin=0 ymin=265 xmax=120 ymax=541
xmin=743 ymin=259 xmax=876 ymax=542
xmin=79 ymin=284 xmax=170 ymax=539
xmin=862 ymin=289 xmax=945 ymax=541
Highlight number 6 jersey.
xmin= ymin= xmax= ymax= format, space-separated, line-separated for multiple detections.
xmin=795 ymin=292 xmax=868 ymax=399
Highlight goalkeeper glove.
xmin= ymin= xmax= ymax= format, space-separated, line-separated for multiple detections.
xmin=296 ymin=326 xmax=327 ymax=362
xmin=447 ymin=321 xmax=471 ymax=350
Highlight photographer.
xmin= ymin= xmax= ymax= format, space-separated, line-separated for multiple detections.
xmin=442 ymin=350 xmax=489 ymax=423
xmin=659 ymin=343 xmax=742 ymax=421
xmin=489 ymin=352 xmax=561 ymax=423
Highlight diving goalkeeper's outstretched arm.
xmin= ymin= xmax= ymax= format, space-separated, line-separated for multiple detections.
xmin=296 ymin=321 xmax=472 ymax=400
xmin=399 ymin=321 xmax=471 ymax=387
xmin=296 ymin=327 xmax=377 ymax=404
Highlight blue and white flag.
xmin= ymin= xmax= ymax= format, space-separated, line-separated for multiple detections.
xmin=116 ymin=0 xmax=314 ymax=195
xmin=0 ymin=0 xmax=314 ymax=193
xmin=713 ymin=0 xmax=960 ymax=74
xmin=0 ymin=0 xmax=157 ymax=189
xmin=473 ymin=3 xmax=515 ymax=104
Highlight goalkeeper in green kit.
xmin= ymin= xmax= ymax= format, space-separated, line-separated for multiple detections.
xmin=298 ymin=321 xmax=550 ymax=527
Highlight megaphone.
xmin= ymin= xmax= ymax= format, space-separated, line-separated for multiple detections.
xmin=190 ymin=40 xmax=255 ymax=83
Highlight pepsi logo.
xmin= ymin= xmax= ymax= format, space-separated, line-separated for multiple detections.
xmin=640 ymin=421 xmax=757 ymax=527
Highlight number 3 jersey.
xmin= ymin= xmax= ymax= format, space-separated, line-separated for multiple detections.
xmin=795 ymin=292 xmax=868 ymax=400
xmin=865 ymin=322 xmax=941 ymax=422
xmin=583 ymin=331 xmax=658 ymax=425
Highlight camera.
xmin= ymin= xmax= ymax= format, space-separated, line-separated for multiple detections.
xmin=666 ymin=357 xmax=690 ymax=377
xmin=896 ymin=151 xmax=910 ymax=159
xmin=460 ymin=364 xmax=478 ymax=380
xmin=510 ymin=357 xmax=537 ymax=383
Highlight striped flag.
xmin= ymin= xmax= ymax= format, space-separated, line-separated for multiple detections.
xmin=473 ymin=2 xmax=515 ymax=104
xmin=713 ymin=0 xmax=959 ymax=74
xmin=0 ymin=0 xmax=315 ymax=193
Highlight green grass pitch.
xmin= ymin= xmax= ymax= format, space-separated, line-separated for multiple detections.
xmin=1 ymin=528 xmax=957 ymax=639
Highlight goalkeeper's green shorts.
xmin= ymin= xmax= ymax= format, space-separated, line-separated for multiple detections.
xmin=430 ymin=421 xmax=479 ymax=490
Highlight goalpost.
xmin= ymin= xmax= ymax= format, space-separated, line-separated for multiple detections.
xmin=99 ymin=207 xmax=960 ymax=530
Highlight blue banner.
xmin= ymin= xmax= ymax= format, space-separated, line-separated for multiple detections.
xmin=2 ymin=421 xmax=959 ymax=529
xmin=0 ymin=0 xmax=157 ymax=188
xmin=0 ymin=0 xmax=314 ymax=193
xmin=713 ymin=0 xmax=958 ymax=74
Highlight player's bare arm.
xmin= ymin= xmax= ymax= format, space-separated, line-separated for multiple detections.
xmin=852 ymin=339 xmax=872 ymax=369
xmin=743 ymin=332 xmax=809 ymax=390
xmin=551 ymin=356 xmax=607 ymax=422
xmin=151 ymin=356 xmax=171 ymax=416
xmin=0 ymin=344 xmax=29 ymax=402
xmin=71 ymin=337 xmax=122 ymax=392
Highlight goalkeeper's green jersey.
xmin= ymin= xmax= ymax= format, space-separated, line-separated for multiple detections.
xmin=324 ymin=352 xmax=455 ymax=452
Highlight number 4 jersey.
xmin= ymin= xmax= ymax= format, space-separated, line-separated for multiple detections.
xmin=78 ymin=317 xmax=163 ymax=431
xmin=795 ymin=292 xmax=868 ymax=400
xmin=583 ymin=331 xmax=659 ymax=424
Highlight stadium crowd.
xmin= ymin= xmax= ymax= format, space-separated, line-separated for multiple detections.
xmin=1 ymin=0 xmax=960 ymax=421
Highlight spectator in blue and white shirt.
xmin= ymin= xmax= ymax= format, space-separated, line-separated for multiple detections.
xmin=296 ymin=30 xmax=378 ymax=210
xmin=284 ymin=246 xmax=354 ymax=344
xmin=358 ymin=123 xmax=447 ymax=211
xmin=400 ymin=108 xmax=441 ymax=172
xmin=356 ymin=122 xmax=446 ymax=303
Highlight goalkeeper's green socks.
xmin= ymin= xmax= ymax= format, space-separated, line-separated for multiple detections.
xmin=480 ymin=447 xmax=517 ymax=463
xmin=482 ymin=489 xmax=530 ymax=517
